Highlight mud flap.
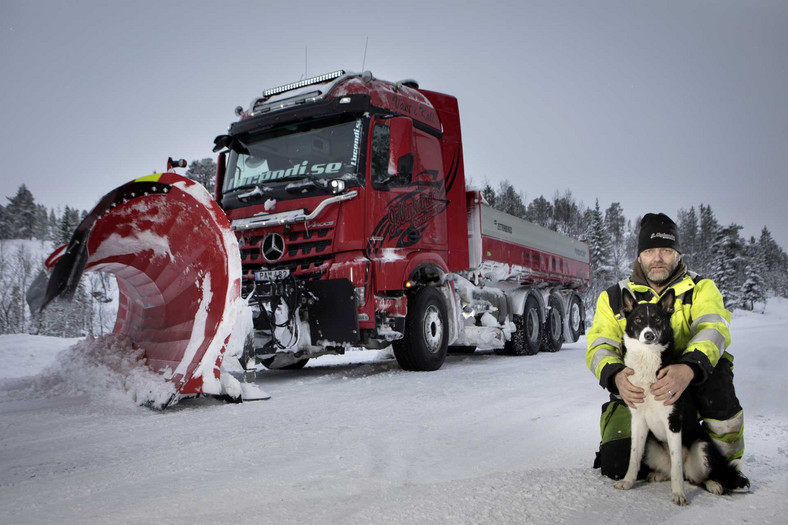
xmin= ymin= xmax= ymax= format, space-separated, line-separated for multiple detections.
xmin=305 ymin=279 xmax=360 ymax=345
xmin=28 ymin=173 xmax=243 ymax=398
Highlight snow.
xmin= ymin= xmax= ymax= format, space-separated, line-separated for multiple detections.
xmin=1 ymin=299 xmax=787 ymax=524
xmin=91 ymin=230 xmax=174 ymax=262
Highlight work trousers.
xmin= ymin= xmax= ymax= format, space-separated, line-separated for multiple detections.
xmin=594 ymin=359 xmax=744 ymax=480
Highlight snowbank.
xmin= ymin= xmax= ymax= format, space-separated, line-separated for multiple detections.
xmin=1 ymin=334 xmax=175 ymax=409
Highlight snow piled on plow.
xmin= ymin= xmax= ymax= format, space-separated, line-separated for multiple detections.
xmin=2 ymin=334 xmax=175 ymax=409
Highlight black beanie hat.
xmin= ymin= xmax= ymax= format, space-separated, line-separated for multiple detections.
xmin=638 ymin=213 xmax=680 ymax=254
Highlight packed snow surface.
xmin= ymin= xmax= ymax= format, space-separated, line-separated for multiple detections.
xmin=1 ymin=299 xmax=787 ymax=524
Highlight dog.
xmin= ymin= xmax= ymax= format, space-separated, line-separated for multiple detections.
xmin=613 ymin=288 xmax=749 ymax=505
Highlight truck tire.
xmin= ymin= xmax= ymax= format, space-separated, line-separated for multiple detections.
xmin=505 ymin=295 xmax=542 ymax=356
xmin=542 ymin=295 xmax=564 ymax=352
xmin=565 ymin=294 xmax=584 ymax=343
xmin=393 ymin=286 xmax=448 ymax=371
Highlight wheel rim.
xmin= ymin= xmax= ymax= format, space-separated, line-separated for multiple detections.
xmin=423 ymin=305 xmax=443 ymax=354
xmin=526 ymin=307 xmax=540 ymax=344
xmin=570 ymin=302 xmax=581 ymax=332
xmin=550 ymin=309 xmax=561 ymax=340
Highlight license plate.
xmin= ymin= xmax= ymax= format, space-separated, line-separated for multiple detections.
xmin=255 ymin=269 xmax=291 ymax=281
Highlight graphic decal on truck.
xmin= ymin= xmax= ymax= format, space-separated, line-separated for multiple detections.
xmin=368 ymin=169 xmax=449 ymax=251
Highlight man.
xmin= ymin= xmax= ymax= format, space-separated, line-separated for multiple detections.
xmin=586 ymin=213 xmax=746 ymax=482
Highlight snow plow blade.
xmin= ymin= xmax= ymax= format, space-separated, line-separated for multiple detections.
xmin=29 ymin=173 xmax=249 ymax=399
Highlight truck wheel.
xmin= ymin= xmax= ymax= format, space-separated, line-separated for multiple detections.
xmin=542 ymin=295 xmax=563 ymax=352
xmin=261 ymin=356 xmax=310 ymax=370
xmin=393 ymin=286 xmax=448 ymax=371
xmin=566 ymin=294 xmax=584 ymax=343
xmin=505 ymin=295 xmax=542 ymax=356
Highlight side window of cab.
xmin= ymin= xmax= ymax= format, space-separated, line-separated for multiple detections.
xmin=370 ymin=123 xmax=390 ymax=187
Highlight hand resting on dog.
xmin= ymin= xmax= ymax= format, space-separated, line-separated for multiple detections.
xmin=616 ymin=363 xmax=695 ymax=408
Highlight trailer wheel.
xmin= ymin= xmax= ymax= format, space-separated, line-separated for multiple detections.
xmin=566 ymin=294 xmax=584 ymax=343
xmin=505 ymin=295 xmax=542 ymax=356
xmin=542 ymin=295 xmax=564 ymax=352
xmin=393 ymin=286 xmax=448 ymax=371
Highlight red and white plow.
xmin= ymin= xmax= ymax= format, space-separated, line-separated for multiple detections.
xmin=29 ymin=172 xmax=266 ymax=405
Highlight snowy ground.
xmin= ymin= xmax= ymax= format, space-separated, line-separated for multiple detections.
xmin=1 ymin=300 xmax=787 ymax=524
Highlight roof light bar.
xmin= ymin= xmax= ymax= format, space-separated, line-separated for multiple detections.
xmin=263 ymin=70 xmax=346 ymax=98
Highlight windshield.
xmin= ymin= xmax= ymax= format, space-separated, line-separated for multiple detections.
xmin=224 ymin=118 xmax=363 ymax=193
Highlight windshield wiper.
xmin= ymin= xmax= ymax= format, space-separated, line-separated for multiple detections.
xmin=285 ymin=178 xmax=321 ymax=194
xmin=232 ymin=185 xmax=273 ymax=202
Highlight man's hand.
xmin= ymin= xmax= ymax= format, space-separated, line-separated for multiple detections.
xmin=615 ymin=367 xmax=645 ymax=409
xmin=652 ymin=364 xmax=695 ymax=406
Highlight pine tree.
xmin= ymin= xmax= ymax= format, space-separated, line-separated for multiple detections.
xmin=740 ymin=237 xmax=767 ymax=311
xmin=709 ymin=224 xmax=744 ymax=308
xmin=587 ymin=201 xmax=613 ymax=273
xmin=495 ymin=180 xmax=527 ymax=219
xmin=552 ymin=190 xmax=583 ymax=238
xmin=676 ymin=206 xmax=699 ymax=270
xmin=186 ymin=158 xmax=218 ymax=195
xmin=0 ymin=205 xmax=8 ymax=240
xmin=759 ymin=227 xmax=788 ymax=297
xmin=5 ymin=185 xmax=37 ymax=239
xmin=525 ymin=196 xmax=554 ymax=229
xmin=604 ymin=202 xmax=627 ymax=279
xmin=481 ymin=182 xmax=497 ymax=207
xmin=56 ymin=206 xmax=81 ymax=247
xmin=697 ymin=204 xmax=720 ymax=276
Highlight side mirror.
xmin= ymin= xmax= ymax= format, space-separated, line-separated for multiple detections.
xmin=213 ymin=134 xmax=233 ymax=153
xmin=388 ymin=117 xmax=413 ymax=179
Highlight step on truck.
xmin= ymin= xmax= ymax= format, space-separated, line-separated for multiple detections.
xmin=30 ymin=70 xmax=590 ymax=402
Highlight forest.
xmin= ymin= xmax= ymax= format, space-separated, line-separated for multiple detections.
xmin=1 ymin=163 xmax=785 ymax=337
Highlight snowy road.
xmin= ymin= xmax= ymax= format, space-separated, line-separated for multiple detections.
xmin=1 ymin=301 xmax=788 ymax=524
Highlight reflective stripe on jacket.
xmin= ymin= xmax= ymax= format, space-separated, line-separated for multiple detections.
xmin=586 ymin=273 xmax=732 ymax=391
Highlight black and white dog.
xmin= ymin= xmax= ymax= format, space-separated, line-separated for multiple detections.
xmin=613 ymin=288 xmax=748 ymax=505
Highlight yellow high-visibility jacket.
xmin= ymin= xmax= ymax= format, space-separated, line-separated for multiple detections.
xmin=586 ymin=271 xmax=733 ymax=391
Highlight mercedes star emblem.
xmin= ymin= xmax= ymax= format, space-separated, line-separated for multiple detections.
xmin=261 ymin=233 xmax=285 ymax=262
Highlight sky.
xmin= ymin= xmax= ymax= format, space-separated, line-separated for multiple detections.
xmin=2 ymin=0 xmax=787 ymax=249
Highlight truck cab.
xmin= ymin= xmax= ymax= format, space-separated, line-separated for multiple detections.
xmin=214 ymin=70 xmax=469 ymax=370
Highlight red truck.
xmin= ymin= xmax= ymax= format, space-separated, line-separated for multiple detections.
xmin=213 ymin=70 xmax=590 ymax=372
xmin=30 ymin=70 xmax=590 ymax=402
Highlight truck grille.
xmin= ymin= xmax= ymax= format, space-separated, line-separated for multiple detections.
xmin=239 ymin=227 xmax=334 ymax=263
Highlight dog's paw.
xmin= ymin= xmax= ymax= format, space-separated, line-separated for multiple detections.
xmin=614 ymin=480 xmax=633 ymax=490
xmin=647 ymin=471 xmax=670 ymax=483
xmin=704 ymin=480 xmax=724 ymax=495
xmin=672 ymin=492 xmax=689 ymax=506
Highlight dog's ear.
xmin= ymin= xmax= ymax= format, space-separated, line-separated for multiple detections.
xmin=659 ymin=288 xmax=676 ymax=314
xmin=622 ymin=288 xmax=636 ymax=314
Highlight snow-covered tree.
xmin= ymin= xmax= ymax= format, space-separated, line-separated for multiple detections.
xmin=524 ymin=195 xmax=553 ymax=229
xmin=710 ymin=224 xmax=744 ymax=307
xmin=759 ymin=227 xmax=788 ymax=297
xmin=604 ymin=202 xmax=627 ymax=279
xmin=697 ymin=204 xmax=720 ymax=276
xmin=496 ymin=180 xmax=527 ymax=219
xmin=676 ymin=206 xmax=699 ymax=270
xmin=740 ymin=237 xmax=767 ymax=311
xmin=56 ymin=206 xmax=81 ymax=247
xmin=481 ymin=182 xmax=497 ymax=207
xmin=4 ymin=185 xmax=37 ymax=240
xmin=552 ymin=190 xmax=584 ymax=238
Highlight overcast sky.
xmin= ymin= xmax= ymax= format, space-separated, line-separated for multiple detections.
xmin=2 ymin=0 xmax=787 ymax=249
